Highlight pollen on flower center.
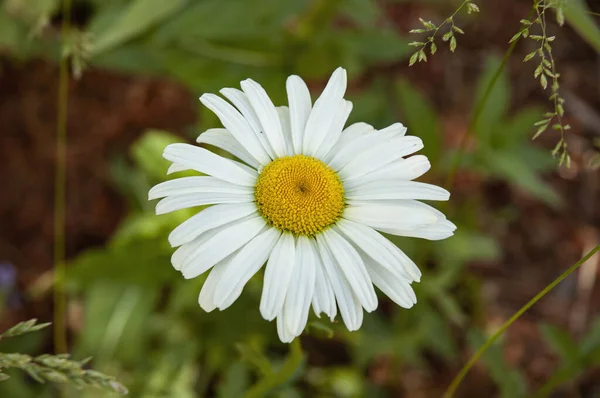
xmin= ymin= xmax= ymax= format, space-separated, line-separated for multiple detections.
xmin=254 ymin=155 xmax=345 ymax=236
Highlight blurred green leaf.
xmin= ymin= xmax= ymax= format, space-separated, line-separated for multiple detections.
xmin=218 ymin=362 xmax=250 ymax=398
xmin=474 ymin=56 xmax=509 ymax=140
xmin=564 ymin=0 xmax=600 ymax=53
xmin=581 ymin=317 xmax=600 ymax=356
xmin=78 ymin=282 xmax=158 ymax=364
xmin=92 ymin=0 xmax=189 ymax=55
xmin=131 ymin=130 xmax=186 ymax=182
xmin=484 ymin=150 xmax=561 ymax=207
xmin=540 ymin=324 xmax=581 ymax=367
xmin=396 ymin=79 xmax=441 ymax=161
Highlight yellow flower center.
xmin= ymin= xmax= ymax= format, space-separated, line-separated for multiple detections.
xmin=254 ymin=155 xmax=345 ymax=236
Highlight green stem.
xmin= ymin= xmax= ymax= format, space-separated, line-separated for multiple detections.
xmin=443 ymin=245 xmax=600 ymax=398
xmin=244 ymin=339 xmax=304 ymax=398
xmin=53 ymin=0 xmax=71 ymax=354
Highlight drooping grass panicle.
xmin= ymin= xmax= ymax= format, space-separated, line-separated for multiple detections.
xmin=0 ymin=319 xmax=128 ymax=394
xmin=408 ymin=0 xmax=479 ymax=66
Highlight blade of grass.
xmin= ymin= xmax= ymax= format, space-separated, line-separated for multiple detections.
xmin=443 ymin=245 xmax=600 ymax=398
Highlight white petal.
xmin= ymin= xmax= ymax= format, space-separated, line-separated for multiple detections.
xmin=343 ymin=155 xmax=431 ymax=190
xmin=196 ymin=128 xmax=260 ymax=169
xmin=387 ymin=219 xmax=457 ymax=240
xmin=327 ymin=127 xmax=405 ymax=172
xmin=314 ymin=100 xmax=353 ymax=160
xmin=338 ymin=136 xmax=423 ymax=180
xmin=311 ymin=239 xmax=337 ymax=321
xmin=180 ymin=216 xmax=266 ymax=279
xmin=277 ymin=106 xmax=294 ymax=156
xmin=171 ymin=220 xmax=242 ymax=271
xmin=199 ymin=93 xmax=271 ymax=164
xmin=346 ymin=180 xmax=450 ymax=201
xmin=163 ymin=143 xmax=257 ymax=186
xmin=322 ymin=122 xmax=375 ymax=164
xmin=213 ymin=227 xmax=281 ymax=309
xmin=286 ymin=75 xmax=312 ymax=154
xmin=168 ymin=203 xmax=257 ymax=247
xmin=149 ymin=176 xmax=252 ymax=200
xmin=320 ymin=229 xmax=377 ymax=312
xmin=198 ymin=255 xmax=232 ymax=312
xmin=155 ymin=192 xmax=254 ymax=215
xmin=282 ymin=236 xmax=316 ymax=336
xmin=260 ymin=233 xmax=296 ymax=321
xmin=343 ymin=202 xmax=440 ymax=232
xmin=219 ymin=87 xmax=277 ymax=159
xmin=316 ymin=238 xmax=363 ymax=331
xmin=302 ymin=67 xmax=347 ymax=156
xmin=336 ymin=218 xmax=412 ymax=281
xmin=364 ymin=256 xmax=416 ymax=309
xmin=241 ymin=79 xmax=287 ymax=158
xmin=377 ymin=122 xmax=407 ymax=137
xmin=167 ymin=163 xmax=189 ymax=174
xmin=219 ymin=88 xmax=262 ymax=134
xmin=276 ymin=312 xmax=295 ymax=343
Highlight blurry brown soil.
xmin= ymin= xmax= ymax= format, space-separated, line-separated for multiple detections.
xmin=2 ymin=1 xmax=600 ymax=397
xmin=0 ymin=59 xmax=196 ymax=327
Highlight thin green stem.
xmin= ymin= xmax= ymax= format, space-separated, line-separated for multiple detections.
xmin=53 ymin=0 xmax=71 ymax=354
xmin=244 ymin=339 xmax=304 ymax=398
xmin=443 ymin=245 xmax=600 ymax=398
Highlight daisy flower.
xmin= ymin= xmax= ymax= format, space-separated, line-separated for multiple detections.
xmin=149 ymin=67 xmax=456 ymax=343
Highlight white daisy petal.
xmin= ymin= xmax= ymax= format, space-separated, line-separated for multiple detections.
xmin=199 ymin=93 xmax=271 ymax=164
xmin=314 ymin=100 xmax=353 ymax=160
xmin=171 ymin=219 xmax=246 ymax=271
xmin=323 ymin=122 xmax=375 ymax=164
xmin=343 ymin=155 xmax=431 ymax=189
xmin=219 ymin=87 xmax=277 ymax=159
xmin=276 ymin=312 xmax=295 ymax=343
xmin=316 ymin=238 xmax=363 ymax=331
xmin=198 ymin=254 xmax=233 ymax=312
xmin=213 ymin=227 xmax=281 ymax=309
xmin=377 ymin=122 xmax=407 ymax=137
xmin=260 ymin=233 xmax=295 ymax=321
xmin=339 ymin=136 xmax=423 ymax=180
xmin=168 ymin=202 xmax=257 ymax=247
xmin=336 ymin=218 xmax=412 ymax=281
xmin=346 ymin=180 xmax=450 ymax=201
xmin=163 ymin=143 xmax=257 ymax=186
xmin=364 ymin=256 xmax=416 ymax=309
xmin=196 ymin=128 xmax=261 ymax=169
xmin=303 ymin=67 xmax=347 ymax=156
xmin=286 ymin=75 xmax=312 ymax=154
xmin=277 ymin=106 xmax=294 ymax=155
xmin=387 ymin=219 xmax=457 ymax=241
xmin=167 ymin=163 xmax=189 ymax=175
xmin=311 ymin=239 xmax=337 ymax=321
xmin=149 ymin=176 xmax=252 ymax=200
xmin=282 ymin=236 xmax=316 ymax=336
xmin=180 ymin=216 xmax=265 ymax=279
xmin=155 ymin=192 xmax=254 ymax=215
xmin=320 ymin=229 xmax=377 ymax=312
xmin=343 ymin=201 xmax=440 ymax=233
xmin=219 ymin=88 xmax=262 ymax=134
xmin=241 ymin=79 xmax=287 ymax=158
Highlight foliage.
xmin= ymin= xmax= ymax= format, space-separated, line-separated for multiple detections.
xmin=0 ymin=320 xmax=127 ymax=394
